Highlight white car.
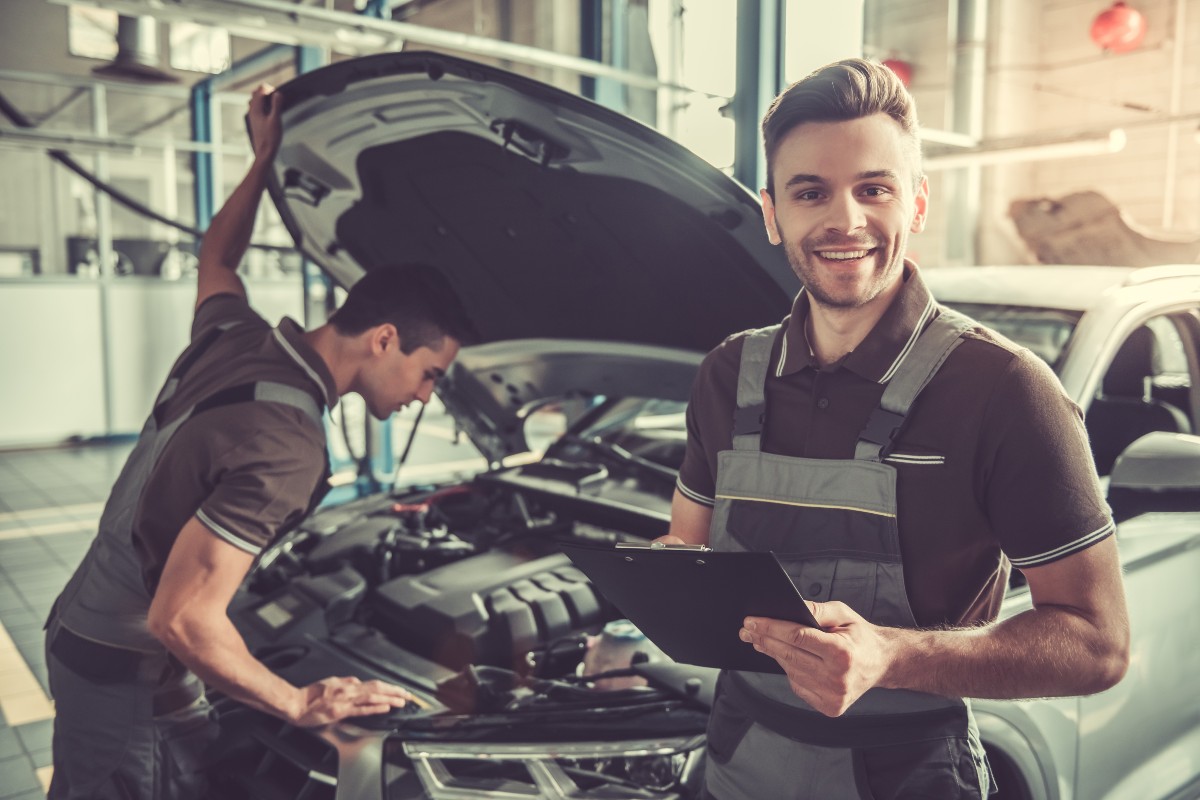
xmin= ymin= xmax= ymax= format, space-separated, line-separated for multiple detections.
xmin=208 ymin=52 xmax=1200 ymax=800
xmin=928 ymin=265 xmax=1200 ymax=800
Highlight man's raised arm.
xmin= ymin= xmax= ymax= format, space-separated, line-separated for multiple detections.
xmin=195 ymin=84 xmax=282 ymax=309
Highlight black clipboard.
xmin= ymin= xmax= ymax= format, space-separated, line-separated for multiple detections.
xmin=559 ymin=542 xmax=820 ymax=674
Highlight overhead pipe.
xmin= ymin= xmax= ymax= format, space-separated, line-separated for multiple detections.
xmin=49 ymin=0 xmax=718 ymax=98
xmin=926 ymin=129 xmax=1127 ymax=171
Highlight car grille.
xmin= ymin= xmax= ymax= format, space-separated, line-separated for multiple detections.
xmin=390 ymin=736 xmax=704 ymax=799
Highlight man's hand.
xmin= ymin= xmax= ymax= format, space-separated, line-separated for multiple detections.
xmin=150 ymin=517 xmax=420 ymax=727
xmin=740 ymin=601 xmax=894 ymax=717
xmin=195 ymin=83 xmax=285 ymax=308
xmin=291 ymin=676 xmax=417 ymax=728
xmin=247 ymin=84 xmax=283 ymax=163
xmin=741 ymin=538 xmax=1130 ymax=709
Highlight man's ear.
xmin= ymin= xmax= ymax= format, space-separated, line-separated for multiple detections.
xmin=369 ymin=323 xmax=399 ymax=356
xmin=760 ymin=188 xmax=782 ymax=245
xmin=910 ymin=176 xmax=930 ymax=234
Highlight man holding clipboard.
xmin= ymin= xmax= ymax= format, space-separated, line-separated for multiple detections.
xmin=659 ymin=59 xmax=1130 ymax=800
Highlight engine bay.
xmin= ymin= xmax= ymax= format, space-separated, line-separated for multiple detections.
xmin=229 ymin=450 xmax=682 ymax=715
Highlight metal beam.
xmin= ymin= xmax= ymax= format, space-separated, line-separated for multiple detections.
xmin=190 ymin=81 xmax=215 ymax=231
xmin=0 ymin=126 xmax=250 ymax=156
xmin=942 ymin=0 xmax=988 ymax=266
xmin=50 ymin=0 xmax=720 ymax=98
xmin=732 ymin=0 xmax=782 ymax=191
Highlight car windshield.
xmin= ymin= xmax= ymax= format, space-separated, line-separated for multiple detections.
xmin=945 ymin=303 xmax=1082 ymax=372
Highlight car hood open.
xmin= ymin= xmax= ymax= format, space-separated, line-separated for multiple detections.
xmin=267 ymin=52 xmax=798 ymax=456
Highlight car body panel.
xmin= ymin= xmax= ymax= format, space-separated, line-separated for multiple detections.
xmin=930 ymin=266 xmax=1200 ymax=800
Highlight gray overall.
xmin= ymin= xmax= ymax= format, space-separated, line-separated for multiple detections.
xmin=46 ymin=320 xmax=329 ymax=800
xmin=704 ymin=309 xmax=993 ymax=800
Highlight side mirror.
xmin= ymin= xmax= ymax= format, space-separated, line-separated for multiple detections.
xmin=1108 ymin=432 xmax=1200 ymax=520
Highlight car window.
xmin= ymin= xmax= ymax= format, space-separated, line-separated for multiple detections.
xmin=1145 ymin=315 xmax=1190 ymax=381
xmin=945 ymin=303 xmax=1080 ymax=370
xmin=1084 ymin=313 xmax=1198 ymax=475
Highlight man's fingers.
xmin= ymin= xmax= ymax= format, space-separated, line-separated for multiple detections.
xmin=363 ymin=679 xmax=413 ymax=699
xmin=743 ymin=617 xmax=825 ymax=651
xmin=351 ymin=703 xmax=394 ymax=717
xmin=359 ymin=692 xmax=408 ymax=708
xmin=749 ymin=630 xmax=823 ymax=670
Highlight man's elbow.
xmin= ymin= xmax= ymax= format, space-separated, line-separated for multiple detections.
xmin=1095 ymin=641 xmax=1131 ymax=692
xmin=1082 ymin=627 xmax=1131 ymax=694
xmin=147 ymin=603 xmax=196 ymax=654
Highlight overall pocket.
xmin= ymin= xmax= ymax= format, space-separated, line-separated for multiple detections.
xmin=856 ymin=736 xmax=986 ymax=800
xmin=706 ymin=675 xmax=755 ymax=766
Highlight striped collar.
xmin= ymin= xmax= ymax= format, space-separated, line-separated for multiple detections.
xmin=272 ymin=318 xmax=339 ymax=410
xmin=775 ymin=260 xmax=937 ymax=384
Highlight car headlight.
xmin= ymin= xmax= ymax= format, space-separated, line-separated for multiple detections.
xmin=388 ymin=735 xmax=705 ymax=799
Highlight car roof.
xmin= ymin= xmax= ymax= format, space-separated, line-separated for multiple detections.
xmin=923 ymin=264 xmax=1200 ymax=312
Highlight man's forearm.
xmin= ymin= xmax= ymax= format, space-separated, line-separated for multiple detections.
xmin=198 ymin=158 xmax=272 ymax=275
xmin=881 ymin=604 xmax=1128 ymax=699
xmin=154 ymin=607 xmax=303 ymax=722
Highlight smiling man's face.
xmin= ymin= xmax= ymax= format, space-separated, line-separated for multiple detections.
xmin=761 ymin=113 xmax=928 ymax=312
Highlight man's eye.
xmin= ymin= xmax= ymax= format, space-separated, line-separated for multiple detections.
xmin=861 ymin=186 xmax=890 ymax=197
xmin=794 ymin=190 xmax=822 ymax=201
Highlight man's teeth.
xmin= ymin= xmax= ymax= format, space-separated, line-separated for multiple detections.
xmin=820 ymin=250 xmax=870 ymax=260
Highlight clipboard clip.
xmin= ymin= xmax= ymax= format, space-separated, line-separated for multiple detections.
xmin=615 ymin=541 xmax=713 ymax=552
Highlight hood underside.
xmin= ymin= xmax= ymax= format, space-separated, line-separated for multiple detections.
xmin=269 ymin=52 xmax=797 ymax=354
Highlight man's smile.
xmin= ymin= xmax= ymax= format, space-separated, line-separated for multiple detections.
xmin=815 ymin=248 xmax=874 ymax=262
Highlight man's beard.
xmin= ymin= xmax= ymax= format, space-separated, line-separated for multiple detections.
xmin=781 ymin=229 xmax=903 ymax=310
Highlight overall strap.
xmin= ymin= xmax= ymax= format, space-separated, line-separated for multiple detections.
xmin=731 ymin=325 xmax=781 ymax=451
xmin=189 ymin=380 xmax=325 ymax=430
xmin=145 ymin=380 xmax=327 ymax=485
xmin=855 ymin=307 xmax=975 ymax=461
xmin=153 ymin=320 xmax=243 ymax=423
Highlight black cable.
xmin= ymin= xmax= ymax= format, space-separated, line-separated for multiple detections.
xmin=392 ymin=402 xmax=427 ymax=487
xmin=0 ymin=88 xmax=206 ymax=238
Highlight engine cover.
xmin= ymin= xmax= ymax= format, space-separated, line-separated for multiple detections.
xmin=370 ymin=550 xmax=604 ymax=670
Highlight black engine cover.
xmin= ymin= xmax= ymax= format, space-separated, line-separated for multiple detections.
xmin=370 ymin=550 xmax=604 ymax=670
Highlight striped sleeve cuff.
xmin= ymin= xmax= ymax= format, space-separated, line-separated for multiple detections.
xmin=195 ymin=509 xmax=265 ymax=556
xmin=676 ymin=477 xmax=715 ymax=507
xmin=1009 ymin=520 xmax=1115 ymax=568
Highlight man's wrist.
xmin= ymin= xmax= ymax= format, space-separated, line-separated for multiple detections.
xmin=875 ymin=625 xmax=925 ymax=690
xmin=284 ymin=684 xmax=309 ymax=725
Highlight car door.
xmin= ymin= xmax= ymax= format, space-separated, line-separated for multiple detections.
xmin=1074 ymin=308 xmax=1200 ymax=800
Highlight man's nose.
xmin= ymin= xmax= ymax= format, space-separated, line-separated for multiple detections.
xmin=825 ymin=191 xmax=867 ymax=234
xmin=417 ymin=384 xmax=434 ymax=404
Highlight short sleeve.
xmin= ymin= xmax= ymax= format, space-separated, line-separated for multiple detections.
xmin=676 ymin=335 xmax=743 ymax=507
xmin=979 ymin=351 xmax=1115 ymax=568
xmin=192 ymin=293 xmax=262 ymax=340
xmin=196 ymin=418 xmax=327 ymax=554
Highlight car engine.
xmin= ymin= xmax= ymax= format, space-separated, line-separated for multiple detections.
xmin=212 ymin=446 xmax=713 ymax=800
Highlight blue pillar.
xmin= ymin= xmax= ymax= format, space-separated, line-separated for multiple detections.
xmin=580 ymin=0 xmax=603 ymax=99
xmin=190 ymin=43 xmax=296 ymax=233
xmin=732 ymin=0 xmax=783 ymax=192
xmin=190 ymin=81 xmax=214 ymax=232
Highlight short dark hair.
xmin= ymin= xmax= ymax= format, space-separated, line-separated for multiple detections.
xmin=761 ymin=58 xmax=922 ymax=197
xmin=330 ymin=264 xmax=479 ymax=353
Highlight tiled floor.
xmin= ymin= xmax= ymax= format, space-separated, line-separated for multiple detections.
xmin=0 ymin=442 xmax=133 ymax=800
